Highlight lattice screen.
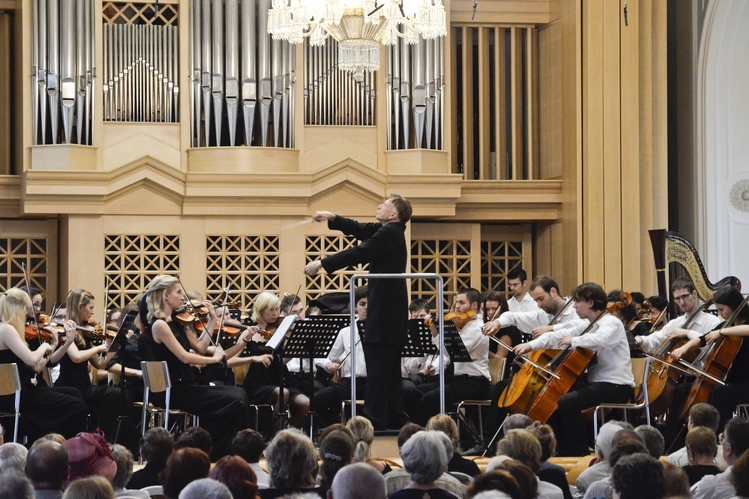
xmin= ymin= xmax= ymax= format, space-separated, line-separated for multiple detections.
xmin=103 ymin=2 xmax=178 ymax=25
xmin=481 ymin=240 xmax=524 ymax=295
xmin=205 ymin=235 xmax=280 ymax=311
xmin=410 ymin=239 xmax=472 ymax=309
xmin=104 ymin=234 xmax=180 ymax=308
xmin=305 ymin=235 xmax=368 ymax=303
xmin=0 ymin=238 xmax=48 ymax=294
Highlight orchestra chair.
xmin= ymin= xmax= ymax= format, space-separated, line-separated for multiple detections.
xmin=0 ymin=363 xmax=21 ymax=443
xmin=455 ymin=357 xmax=506 ymax=444
xmin=593 ymin=357 xmax=651 ymax=443
xmin=140 ymin=485 xmax=164 ymax=498
xmin=341 ymin=399 xmax=365 ymax=424
xmin=233 ymin=364 xmax=273 ymax=432
xmin=140 ymin=361 xmax=198 ymax=436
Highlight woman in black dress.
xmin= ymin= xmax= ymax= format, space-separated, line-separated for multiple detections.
xmin=0 ymin=288 xmax=87 ymax=441
xmin=138 ymin=275 xmax=250 ymax=460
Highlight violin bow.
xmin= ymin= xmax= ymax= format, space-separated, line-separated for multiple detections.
xmin=21 ymin=262 xmax=45 ymax=345
xmin=214 ymin=287 xmax=230 ymax=346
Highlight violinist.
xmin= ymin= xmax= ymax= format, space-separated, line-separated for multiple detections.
xmin=105 ymin=301 xmax=144 ymax=402
xmin=480 ymin=291 xmax=521 ymax=360
xmin=514 ymin=282 xmax=634 ymax=456
xmin=416 ymin=288 xmax=490 ymax=425
xmin=312 ymin=285 xmax=368 ymax=427
xmin=281 ymin=293 xmax=322 ymax=396
xmin=138 ymin=275 xmax=250 ymax=460
xmin=646 ymin=295 xmax=669 ymax=333
xmin=55 ymin=289 xmax=126 ymax=440
xmin=671 ymin=285 xmax=749 ymax=430
xmin=240 ymin=291 xmax=310 ymax=430
xmin=0 ymin=288 xmax=87 ymax=441
xmin=607 ymin=290 xmax=647 ymax=358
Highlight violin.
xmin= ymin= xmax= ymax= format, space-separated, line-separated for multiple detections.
xmin=424 ymin=310 xmax=477 ymax=330
xmin=25 ymin=314 xmax=63 ymax=342
xmin=78 ymin=321 xmax=116 ymax=341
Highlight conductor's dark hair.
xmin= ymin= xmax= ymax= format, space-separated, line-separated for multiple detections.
xmin=571 ymin=283 xmax=608 ymax=311
xmin=507 ymin=268 xmax=528 ymax=282
xmin=388 ymin=193 xmax=412 ymax=223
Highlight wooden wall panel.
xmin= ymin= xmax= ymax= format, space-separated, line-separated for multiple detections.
xmin=538 ymin=21 xmax=562 ymax=179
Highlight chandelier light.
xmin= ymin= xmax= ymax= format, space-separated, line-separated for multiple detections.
xmin=268 ymin=0 xmax=447 ymax=80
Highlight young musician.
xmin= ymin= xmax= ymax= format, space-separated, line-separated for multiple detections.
xmin=514 ymin=282 xmax=634 ymax=456
xmin=282 ymin=294 xmax=322 ymax=396
xmin=646 ymin=295 xmax=669 ymax=333
xmin=55 ymin=289 xmax=126 ymax=440
xmin=0 ymin=288 xmax=87 ymax=441
xmin=138 ymin=275 xmax=250 ymax=459
xmin=507 ymin=269 xmax=539 ymax=313
xmin=480 ymin=291 xmax=520 ymax=361
xmin=671 ymin=285 xmax=749 ymax=429
xmin=241 ymin=291 xmax=310 ymax=429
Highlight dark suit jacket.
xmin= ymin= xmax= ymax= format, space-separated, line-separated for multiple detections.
xmin=321 ymin=215 xmax=408 ymax=346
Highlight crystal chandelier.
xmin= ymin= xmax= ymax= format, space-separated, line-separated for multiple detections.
xmin=268 ymin=0 xmax=447 ymax=80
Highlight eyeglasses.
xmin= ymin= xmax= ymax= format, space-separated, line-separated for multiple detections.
xmin=32 ymin=302 xmax=43 ymax=310
xmin=673 ymin=294 xmax=692 ymax=302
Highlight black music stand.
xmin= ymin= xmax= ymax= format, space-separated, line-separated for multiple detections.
xmin=284 ymin=315 xmax=351 ymax=437
xmin=110 ymin=311 xmax=140 ymax=451
xmin=262 ymin=315 xmax=298 ymax=433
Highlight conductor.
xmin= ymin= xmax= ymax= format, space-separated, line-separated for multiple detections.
xmin=304 ymin=194 xmax=412 ymax=430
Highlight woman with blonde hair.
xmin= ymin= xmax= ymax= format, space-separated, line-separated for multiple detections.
xmin=0 ymin=288 xmax=87 ymax=441
xmin=239 ymin=291 xmax=310 ymax=429
xmin=427 ymin=414 xmax=481 ymax=477
xmin=346 ymin=416 xmax=392 ymax=474
xmin=138 ymin=275 xmax=251 ymax=459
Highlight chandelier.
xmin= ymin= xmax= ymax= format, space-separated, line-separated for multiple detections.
xmin=267 ymin=0 xmax=447 ymax=80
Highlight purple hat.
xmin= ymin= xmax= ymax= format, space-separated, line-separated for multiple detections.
xmin=62 ymin=431 xmax=117 ymax=481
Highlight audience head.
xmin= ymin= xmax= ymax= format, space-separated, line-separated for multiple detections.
xmin=231 ymin=428 xmax=265 ymax=464
xmin=0 ymin=470 xmax=34 ymax=499
xmin=62 ymin=432 xmax=117 ymax=482
xmin=662 ymin=462 xmax=691 ymax=499
xmin=396 ymin=422 xmax=423 ymax=450
xmin=611 ymin=454 xmax=666 ymax=499
xmin=161 ymin=448 xmax=211 ymax=499
xmin=330 ymin=462 xmax=387 ymax=499
xmin=496 ymin=429 xmax=542 ymax=473
xmin=525 ymin=422 xmax=557 ymax=462
xmin=26 ymin=439 xmax=69 ymax=490
xmin=264 ymin=428 xmax=318 ymax=489
xmin=686 ymin=426 xmax=718 ymax=463
xmin=140 ymin=427 xmax=174 ymax=466
xmin=503 ymin=414 xmax=534 ymax=436
xmin=488 ymin=460 xmax=539 ymax=499
xmin=729 ymin=449 xmax=749 ymax=498
xmin=318 ymin=424 xmax=356 ymax=448
xmin=634 ymin=425 xmax=665 ymax=459
xmin=317 ymin=430 xmax=354 ymax=488
xmin=43 ymin=433 xmax=67 ymax=444
xmin=346 ymin=416 xmax=375 ymax=463
xmin=689 ymin=403 xmax=721 ymax=432
xmin=178 ymin=478 xmax=232 ymax=499
xmin=466 ymin=470 xmax=523 ymax=499
xmin=110 ymin=444 xmax=137 ymax=491
xmin=0 ymin=442 xmax=28 ymax=474
xmin=209 ymin=455 xmax=258 ymax=499
xmin=61 ymin=475 xmax=116 ymax=499
xmin=595 ymin=421 xmax=625 ymax=461
xmin=174 ymin=427 xmax=213 ymax=457
xmin=608 ymin=430 xmax=648 ymax=469
xmin=723 ymin=416 xmax=749 ymax=465
xmin=426 ymin=413 xmax=460 ymax=453
xmin=400 ymin=431 xmax=451 ymax=485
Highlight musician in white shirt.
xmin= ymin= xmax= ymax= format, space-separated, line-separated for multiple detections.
xmin=507 ymin=268 xmax=540 ymax=313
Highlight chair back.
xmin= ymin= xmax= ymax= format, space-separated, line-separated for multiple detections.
xmin=233 ymin=363 xmax=249 ymax=386
xmin=488 ymin=357 xmax=506 ymax=385
xmin=448 ymin=471 xmax=474 ymax=485
xmin=0 ymin=363 xmax=20 ymax=396
xmin=141 ymin=361 xmax=170 ymax=394
xmin=140 ymin=485 xmax=164 ymax=498
xmin=631 ymin=357 xmax=650 ymax=403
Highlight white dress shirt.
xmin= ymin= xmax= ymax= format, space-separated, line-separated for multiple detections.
xmin=508 ymin=292 xmax=539 ymax=312
xmin=691 ymin=466 xmax=735 ymax=499
xmin=498 ymin=297 xmax=580 ymax=334
xmin=528 ymin=314 xmax=634 ymax=386
xmin=433 ymin=318 xmax=490 ymax=380
xmin=315 ymin=325 xmax=367 ymax=378
xmin=401 ymin=353 xmax=450 ymax=377
xmin=638 ymin=311 xmax=722 ymax=354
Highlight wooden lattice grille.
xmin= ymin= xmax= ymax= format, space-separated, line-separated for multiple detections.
xmin=104 ymin=234 xmax=180 ymax=308
xmin=205 ymin=235 xmax=280 ymax=310
xmin=103 ymin=2 xmax=178 ymax=25
xmin=481 ymin=240 xmax=525 ymax=295
xmin=305 ymin=235 xmax=368 ymax=303
xmin=410 ymin=239 xmax=472 ymax=309
xmin=0 ymin=238 xmax=48 ymax=294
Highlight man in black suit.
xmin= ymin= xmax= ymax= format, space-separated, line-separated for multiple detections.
xmin=304 ymin=194 xmax=412 ymax=430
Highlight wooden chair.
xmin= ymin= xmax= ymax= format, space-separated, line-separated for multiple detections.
xmin=140 ymin=361 xmax=198 ymax=435
xmin=455 ymin=357 xmax=506 ymax=443
xmin=233 ymin=364 xmax=272 ymax=431
xmin=0 ymin=363 xmax=22 ymax=442
xmin=593 ymin=357 xmax=651 ymax=443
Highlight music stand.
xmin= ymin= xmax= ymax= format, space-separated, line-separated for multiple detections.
xmin=284 ymin=315 xmax=351 ymax=436
xmin=110 ymin=311 xmax=140 ymax=450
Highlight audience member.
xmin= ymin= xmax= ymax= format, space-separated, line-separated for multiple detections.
xmin=209 ymin=455 xmax=259 ymax=499
xmin=667 ymin=403 xmax=725 ymax=469
xmin=232 ymin=428 xmax=270 ymax=489
xmin=427 ymin=414 xmax=481 ymax=477
xmin=178 ymin=478 xmax=232 ymax=499
xmin=161 ymin=448 xmax=211 ymax=499
xmin=42 ymin=434 xmax=67 ymax=445
xmin=26 ymin=439 xmax=69 ymax=499
xmin=62 ymin=432 xmax=117 ymax=483
xmin=110 ymin=444 xmax=150 ymax=499
xmin=347 ymin=416 xmax=392 ymax=474
xmin=693 ymin=417 xmax=749 ymax=499
xmin=503 ymin=415 xmax=534 ymax=436
xmin=581 ymin=429 xmax=648 ymax=499
xmin=610 ymin=454 xmax=666 ymax=499
xmin=682 ymin=426 xmax=721 ymax=486
xmin=662 ymin=462 xmax=690 ymax=498
xmin=317 ymin=430 xmax=354 ymax=489
xmin=61 ymin=476 xmax=116 ymax=499
xmin=330 ymin=463 xmax=387 ymax=499
xmin=397 ymin=423 xmax=423 ymax=449
xmin=575 ymin=422 xmax=623 ymax=496
xmin=174 ymin=427 xmax=213 ymax=457
xmin=526 ymin=422 xmax=572 ymax=499
xmin=0 ymin=442 xmax=28 ymax=474
xmin=634 ymin=426 xmax=665 ymax=459
xmin=496 ymin=429 xmax=564 ymax=499
xmin=388 ymin=431 xmax=458 ymax=499
xmin=466 ymin=470 xmax=523 ymax=499
xmin=729 ymin=450 xmax=749 ymax=498
xmin=488 ymin=460 xmax=539 ymax=499
xmin=0 ymin=470 xmax=34 ymax=499
xmin=127 ymin=427 xmax=174 ymax=489
xmin=261 ymin=428 xmax=324 ymax=498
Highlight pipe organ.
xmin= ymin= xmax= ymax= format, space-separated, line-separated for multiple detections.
xmin=32 ymin=0 xmax=95 ymax=145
